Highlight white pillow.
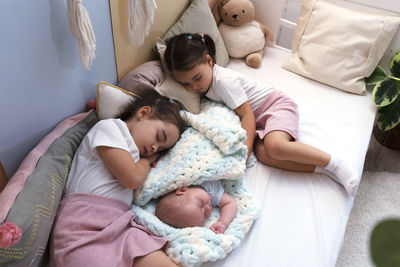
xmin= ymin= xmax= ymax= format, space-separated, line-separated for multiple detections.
xmin=96 ymin=81 xmax=138 ymax=120
xmin=155 ymin=41 xmax=201 ymax=114
xmin=282 ymin=0 xmax=400 ymax=94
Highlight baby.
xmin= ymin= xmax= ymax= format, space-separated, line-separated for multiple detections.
xmin=155 ymin=181 xmax=237 ymax=234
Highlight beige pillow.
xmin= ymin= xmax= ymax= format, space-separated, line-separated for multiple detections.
xmin=155 ymin=40 xmax=201 ymax=114
xmin=96 ymin=81 xmax=138 ymax=120
xmin=282 ymin=0 xmax=400 ymax=94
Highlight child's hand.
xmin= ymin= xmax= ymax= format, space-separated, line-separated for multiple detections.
xmin=210 ymin=221 xmax=226 ymax=234
xmin=144 ymin=153 xmax=160 ymax=168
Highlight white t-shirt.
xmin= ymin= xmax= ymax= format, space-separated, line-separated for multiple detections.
xmin=206 ymin=64 xmax=274 ymax=111
xmin=200 ymin=180 xmax=224 ymax=207
xmin=66 ymin=119 xmax=140 ymax=205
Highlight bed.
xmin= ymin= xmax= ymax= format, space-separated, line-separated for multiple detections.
xmin=203 ymin=47 xmax=374 ymax=267
xmin=1 ymin=0 xmax=399 ymax=266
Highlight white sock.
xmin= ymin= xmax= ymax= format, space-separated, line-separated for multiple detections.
xmin=315 ymin=156 xmax=359 ymax=196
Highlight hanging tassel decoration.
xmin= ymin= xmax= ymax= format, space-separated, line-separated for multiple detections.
xmin=67 ymin=0 xmax=96 ymax=70
xmin=128 ymin=0 xmax=157 ymax=46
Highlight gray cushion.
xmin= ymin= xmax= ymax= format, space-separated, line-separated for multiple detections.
xmin=0 ymin=111 xmax=98 ymax=267
xmin=159 ymin=0 xmax=229 ymax=67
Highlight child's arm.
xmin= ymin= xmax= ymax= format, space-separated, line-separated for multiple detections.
xmin=210 ymin=192 xmax=237 ymax=234
xmin=234 ymin=102 xmax=256 ymax=162
xmin=97 ymin=146 xmax=153 ymax=189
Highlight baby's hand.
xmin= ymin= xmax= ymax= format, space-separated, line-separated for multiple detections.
xmin=210 ymin=221 xmax=226 ymax=234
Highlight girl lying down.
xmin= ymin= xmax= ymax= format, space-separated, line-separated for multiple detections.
xmin=50 ymin=91 xmax=186 ymax=267
xmin=164 ymin=33 xmax=360 ymax=196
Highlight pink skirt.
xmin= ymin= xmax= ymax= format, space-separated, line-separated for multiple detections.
xmin=254 ymin=89 xmax=299 ymax=141
xmin=50 ymin=193 xmax=169 ymax=267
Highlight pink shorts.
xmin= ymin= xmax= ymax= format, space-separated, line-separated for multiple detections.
xmin=254 ymin=89 xmax=299 ymax=141
xmin=50 ymin=193 xmax=169 ymax=267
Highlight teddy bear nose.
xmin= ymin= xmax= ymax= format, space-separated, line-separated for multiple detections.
xmin=232 ymin=14 xmax=238 ymax=19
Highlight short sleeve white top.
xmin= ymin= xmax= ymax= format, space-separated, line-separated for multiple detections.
xmin=200 ymin=180 xmax=224 ymax=207
xmin=65 ymin=119 xmax=140 ymax=205
xmin=206 ymin=64 xmax=274 ymax=111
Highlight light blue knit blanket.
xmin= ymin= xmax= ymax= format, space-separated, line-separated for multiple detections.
xmin=131 ymin=99 xmax=259 ymax=267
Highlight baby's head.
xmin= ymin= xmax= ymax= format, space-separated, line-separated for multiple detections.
xmin=118 ymin=90 xmax=186 ymax=156
xmin=156 ymin=186 xmax=213 ymax=228
xmin=164 ymin=33 xmax=216 ymax=94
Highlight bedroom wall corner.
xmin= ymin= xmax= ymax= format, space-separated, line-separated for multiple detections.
xmin=0 ymin=0 xmax=117 ymax=177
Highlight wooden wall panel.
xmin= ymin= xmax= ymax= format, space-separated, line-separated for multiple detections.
xmin=109 ymin=0 xmax=189 ymax=81
xmin=0 ymin=162 xmax=8 ymax=193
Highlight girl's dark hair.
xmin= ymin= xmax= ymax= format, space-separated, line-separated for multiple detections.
xmin=117 ymin=90 xmax=186 ymax=134
xmin=164 ymin=33 xmax=216 ymax=72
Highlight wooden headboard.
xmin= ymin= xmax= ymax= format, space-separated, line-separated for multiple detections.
xmin=110 ymin=0 xmax=189 ymax=81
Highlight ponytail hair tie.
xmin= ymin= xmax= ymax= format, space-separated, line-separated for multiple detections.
xmin=169 ymin=98 xmax=174 ymax=104
xmin=186 ymin=35 xmax=192 ymax=40
xmin=200 ymin=33 xmax=205 ymax=42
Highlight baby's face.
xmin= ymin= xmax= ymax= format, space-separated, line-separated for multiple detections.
xmin=180 ymin=187 xmax=213 ymax=227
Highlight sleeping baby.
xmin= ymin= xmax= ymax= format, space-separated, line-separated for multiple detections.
xmin=155 ymin=181 xmax=237 ymax=234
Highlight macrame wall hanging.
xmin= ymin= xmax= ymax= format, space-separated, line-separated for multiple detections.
xmin=128 ymin=0 xmax=158 ymax=46
xmin=66 ymin=0 xmax=158 ymax=70
xmin=67 ymin=0 xmax=96 ymax=70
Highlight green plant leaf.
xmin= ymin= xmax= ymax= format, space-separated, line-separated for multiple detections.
xmin=390 ymin=49 xmax=400 ymax=78
xmin=370 ymin=219 xmax=400 ymax=267
xmin=376 ymin=95 xmax=400 ymax=131
xmin=372 ymin=78 xmax=400 ymax=107
xmin=366 ymin=65 xmax=387 ymax=85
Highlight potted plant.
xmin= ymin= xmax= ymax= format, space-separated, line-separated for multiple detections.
xmin=366 ymin=49 xmax=400 ymax=150
xmin=366 ymin=50 xmax=400 ymax=266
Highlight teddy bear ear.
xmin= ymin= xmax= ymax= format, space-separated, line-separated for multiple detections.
xmin=211 ymin=0 xmax=223 ymax=24
xmin=212 ymin=0 xmax=229 ymax=24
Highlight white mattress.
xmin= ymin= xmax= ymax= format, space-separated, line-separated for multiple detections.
xmin=203 ymin=48 xmax=376 ymax=267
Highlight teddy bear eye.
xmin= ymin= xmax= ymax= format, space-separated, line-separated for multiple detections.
xmin=225 ymin=12 xmax=228 ymax=16
xmin=242 ymin=10 xmax=245 ymax=13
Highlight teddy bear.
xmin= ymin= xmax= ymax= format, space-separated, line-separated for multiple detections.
xmin=212 ymin=0 xmax=274 ymax=68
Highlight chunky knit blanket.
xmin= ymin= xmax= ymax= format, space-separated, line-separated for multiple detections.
xmin=131 ymin=99 xmax=259 ymax=267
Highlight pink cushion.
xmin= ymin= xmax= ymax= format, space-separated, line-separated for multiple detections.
xmin=0 ymin=111 xmax=90 ymax=222
xmin=118 ymin=60 xmax=164 ymax=96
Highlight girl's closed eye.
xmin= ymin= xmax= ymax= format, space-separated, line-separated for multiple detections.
xmin=156 ymin=131 xmax=160 ymax=142
xmin=156 ymin=129 xmax=167 ymax=151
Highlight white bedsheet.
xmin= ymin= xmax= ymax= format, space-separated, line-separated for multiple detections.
xmin=203 ymin=48 xmax=376 ymax=267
